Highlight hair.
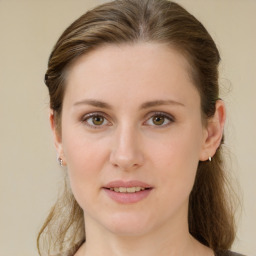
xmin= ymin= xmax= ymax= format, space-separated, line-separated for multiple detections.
xmin=38 ymin=0 xmax=238 ymax=255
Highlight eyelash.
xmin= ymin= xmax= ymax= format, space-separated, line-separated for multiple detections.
xmin=81 ymin=111 xmax=175 ymax=129
xmin=81 ymin=112 xmax=111 ymax=129
xmin=144 ymin=112 xmax=175 ymax=127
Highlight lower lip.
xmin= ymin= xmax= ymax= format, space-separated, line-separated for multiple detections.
xmin=103 ymin=188 xmax=153 ymax=204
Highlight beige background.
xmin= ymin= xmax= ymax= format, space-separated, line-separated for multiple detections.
xmin=0 ymin=0 xmax=255 ymax=255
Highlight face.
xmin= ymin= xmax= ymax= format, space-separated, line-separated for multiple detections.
xmin=54 ymin=43 xmax=211 ymax=237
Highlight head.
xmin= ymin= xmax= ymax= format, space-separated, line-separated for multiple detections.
xmin=38 ymin=0 xmax=236 ymax=255
xmin=46 ymin=0 xmax=220 ymax=130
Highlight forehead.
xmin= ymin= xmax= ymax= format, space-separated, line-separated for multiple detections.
xmin=67 ymin=42 xmax=192 ymax=80
xmin=64 ymin=42 xmax=200 ymax=108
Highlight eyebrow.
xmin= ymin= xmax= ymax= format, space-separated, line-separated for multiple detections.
xmin=73 ymin=99 xmax=112 ymax=109
xmin=73 ymin=99 xmax=185 ymax=109
xmin=140 ymin=100 xmax=185 ymax=109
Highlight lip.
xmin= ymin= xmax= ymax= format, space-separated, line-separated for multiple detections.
xmin=103 ymin=180 xmax=153 ymax=189
xmin=102 ymin=180 xmax=153 ymax=204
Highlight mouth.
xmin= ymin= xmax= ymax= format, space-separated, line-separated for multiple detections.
xmin=102 ymin=180 xmax=153 ymax=203
xmin=103 ymin=180 xmax=153 ymax=192
xmin=105 ymin=186 xmax=151 ymax=193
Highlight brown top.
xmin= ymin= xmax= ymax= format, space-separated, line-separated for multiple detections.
xmin=215 ymin=251 xmax=245 ymax=256
xmin=55 ymin=248 xmax=245 ymax=256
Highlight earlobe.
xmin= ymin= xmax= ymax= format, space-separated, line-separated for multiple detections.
xmin=49 ymin=110 xmax=66 ymax=165
xmin=199 ymin=100 xmax=226 ymax=161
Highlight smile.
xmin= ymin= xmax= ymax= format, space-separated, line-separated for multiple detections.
xmin=103 ymin=180 xmax=153 ymax=203
xmin=109 ymin=187 xmax=147 ymax=193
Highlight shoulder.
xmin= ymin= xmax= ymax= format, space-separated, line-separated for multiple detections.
xmin=215 ymin=250 xmax=246 ymax=256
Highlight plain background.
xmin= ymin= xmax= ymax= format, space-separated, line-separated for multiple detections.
xmin=0 ymin=0 xmax=255 ymax=255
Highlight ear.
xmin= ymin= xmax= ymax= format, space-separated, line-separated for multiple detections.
xmin=49 ymin=110 xmax=66 ymax=166
xmin=199 ymin=100 xmax=226 ymax=161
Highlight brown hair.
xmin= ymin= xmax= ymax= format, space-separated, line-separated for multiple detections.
xmin=38 ymin=0 xmax=237 ymax=255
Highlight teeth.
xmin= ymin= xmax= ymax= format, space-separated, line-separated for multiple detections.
xmin=127 ymin=187 xmax=136 ymax=193
xmin=109 ymin=187 xmax=146 ymax=193
xmin=119 ymin=187 xmax=126 ymax=193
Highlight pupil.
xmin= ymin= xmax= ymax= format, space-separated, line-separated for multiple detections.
xmin=93 ymin=116 xmax=103 ymax=125
xmin=153 ymin=116 xmax=164 ymax=125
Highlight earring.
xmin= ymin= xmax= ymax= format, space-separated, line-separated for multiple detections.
xmin=57 ymin=157 xmax=63 ymax=167
xmin=209 ymin=156 xmax=212 ymax=162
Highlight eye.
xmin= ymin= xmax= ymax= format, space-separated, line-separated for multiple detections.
xmin=82 ymin=112 xmax=111 ymax=128
xmin=144 ymin=112 xmax=174 ymax=127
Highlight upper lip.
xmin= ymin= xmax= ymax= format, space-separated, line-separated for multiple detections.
xmin=103 ymin=180 xmax=153 ymax=189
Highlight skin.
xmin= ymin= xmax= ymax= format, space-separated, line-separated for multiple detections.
xmin=51 ymin=43 xmax=225 ymax=256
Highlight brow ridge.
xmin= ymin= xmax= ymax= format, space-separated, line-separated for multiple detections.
xmin=73 ymin=99 xmax=184 ymax=109
xmin=140 ymin=100 xmax=185 ymax=109
xmin=73 ymin=99 xmax=112 ymax=109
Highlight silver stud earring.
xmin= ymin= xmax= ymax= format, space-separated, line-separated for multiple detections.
xmin=57 ymin=157 xmax=63 ymax=167
xmin=209 ymin=156 xmax=212 ymax=162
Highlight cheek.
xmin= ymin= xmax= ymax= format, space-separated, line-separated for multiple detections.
xmin=152 ymin=126 xmax=202 ymax=195
xmin=61 ymin=129 xmax=109 ymax=206
xmin=62 ymin=124 xmax=108 ymax=170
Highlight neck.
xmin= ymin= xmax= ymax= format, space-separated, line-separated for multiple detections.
xmin=77 ymin=212 xmax=211 ymax=256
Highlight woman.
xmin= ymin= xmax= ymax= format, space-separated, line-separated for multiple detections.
xmin=38 ymin=0 xmax=243 ymax=255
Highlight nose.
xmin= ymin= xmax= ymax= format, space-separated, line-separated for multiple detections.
xmin=109 ymin=125 xmax=144 ymax=171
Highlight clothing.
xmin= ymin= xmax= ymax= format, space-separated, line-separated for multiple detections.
xmin=55 ymin=251 xmax=245 ymax=256
xmin=57 ymin=248 xmax=245 ymax=256
xmin=66 ymin=250 xmax=244 ymax=256
xmin=215 ymin=251 xmax=245 ymax=256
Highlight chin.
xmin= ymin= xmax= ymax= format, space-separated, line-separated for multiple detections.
xmin=102 ymin=211 xmax=154 ymax=237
